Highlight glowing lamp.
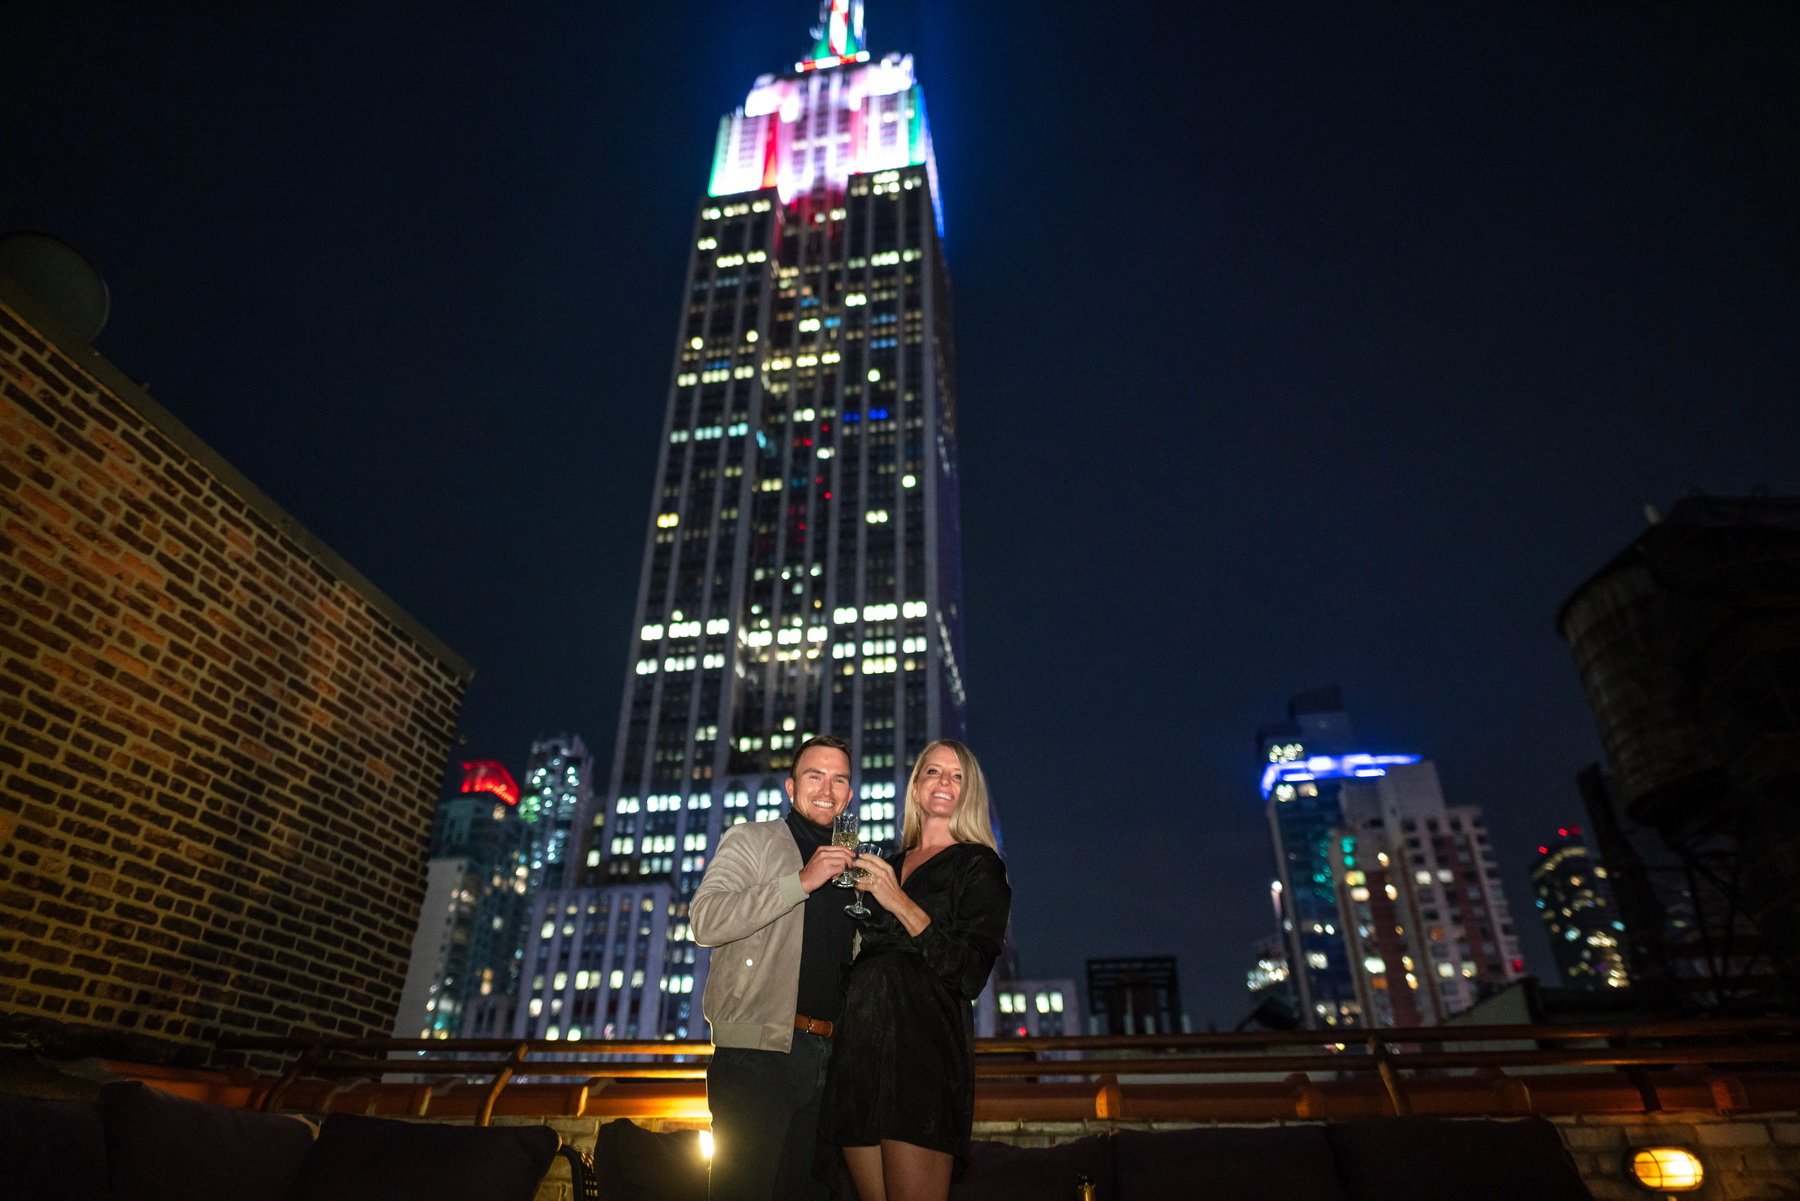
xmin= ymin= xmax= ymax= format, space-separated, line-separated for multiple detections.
xmin=698 ymin=1130 xmax=715 ymax=1159
xmin=1630 ymin=1148 xmax=1703 ymax=1193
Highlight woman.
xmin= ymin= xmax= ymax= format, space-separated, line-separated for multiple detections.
xmin=821 ymin=739 xmax=1012 ymax=1201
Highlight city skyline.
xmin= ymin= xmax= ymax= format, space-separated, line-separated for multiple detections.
xmin=9 ymin=0 xmax=1800 ymax=1026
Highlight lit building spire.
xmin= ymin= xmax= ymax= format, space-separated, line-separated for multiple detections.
xmin=802 ymin=0 xmax=867 ymax=69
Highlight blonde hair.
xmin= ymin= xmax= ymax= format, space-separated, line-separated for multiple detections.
xmin=900 ymin=740 xmax=998 ymax=851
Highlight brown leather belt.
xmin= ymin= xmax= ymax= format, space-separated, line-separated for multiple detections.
xmin=795 ymin=1013 xmax=835 ymax=1038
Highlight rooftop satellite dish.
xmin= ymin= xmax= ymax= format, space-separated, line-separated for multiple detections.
xmin=0 ymin=231 xmax=111 ymax=342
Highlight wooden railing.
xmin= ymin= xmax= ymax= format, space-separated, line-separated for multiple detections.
xmin=214 ymin=1017 xmax=1800 ymax=1124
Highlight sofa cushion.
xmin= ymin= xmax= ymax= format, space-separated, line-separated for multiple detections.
xmin=99 ymin=1081 xmax=314 ymax=1201
xmin=592 ymin=1119 xmax=709 ymax=1201
xmin=1326 ymin=1117 xmax=1592 ymax=1201
xmin=288 ymin=1112 xmax=560 ymax=1201
xmin=0 ymin=1092 xmax=111 ymax=1201
xmin=950 ymin=1136 xmax=1115 ymax=1201
xmin=1115 ymin=1125 xmax=1346 ymax=1201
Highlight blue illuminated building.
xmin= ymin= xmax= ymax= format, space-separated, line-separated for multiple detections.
xmin=1258 ymin=686 xmax=1416 ymax=1028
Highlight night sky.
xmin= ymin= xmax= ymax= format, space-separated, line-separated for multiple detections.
xmin=7 ymin=1 xmax=1799 ymax=1027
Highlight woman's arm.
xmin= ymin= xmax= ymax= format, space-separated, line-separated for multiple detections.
xmin=862 ymin=848 xmax=1011 ymax=998
xmin=915 ymin=850 xmax=1011 ymax=997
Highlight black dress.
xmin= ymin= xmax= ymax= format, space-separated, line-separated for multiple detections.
xmin=820 ymin=841 xmax=1012 ymax=1163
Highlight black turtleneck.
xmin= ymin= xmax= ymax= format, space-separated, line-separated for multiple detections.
xmin=786 ymin=808 xmax=857 ymax=1024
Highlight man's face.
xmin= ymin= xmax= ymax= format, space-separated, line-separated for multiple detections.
xmin=785 ymin=745 xmax=852 ymax=826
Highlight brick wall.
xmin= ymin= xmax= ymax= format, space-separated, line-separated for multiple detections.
xmin=0 ymin=273 xmax=471 ymax=1059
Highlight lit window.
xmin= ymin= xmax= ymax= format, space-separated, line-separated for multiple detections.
xmin=610 ymin=970 xmax=625 ymax=989
xmin=657 ymin=513 xmax=680 ymax=528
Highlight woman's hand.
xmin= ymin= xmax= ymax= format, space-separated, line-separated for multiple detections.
xmin=855 ymin=854 xmax=931 ymax=936
xmin=853 ymin=853 xmax=902 ymax=905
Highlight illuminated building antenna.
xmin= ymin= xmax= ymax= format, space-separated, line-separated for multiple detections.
xmin=802 ymin=0 xmax=867 ymax=69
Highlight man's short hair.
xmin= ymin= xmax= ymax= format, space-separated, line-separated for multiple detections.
xmin=790 ymin=734 xmax=852 ymax=781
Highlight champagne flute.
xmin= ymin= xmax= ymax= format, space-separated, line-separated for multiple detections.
xmin=831 ymin=811 xmax=859 ymax=888
xmin=845 ymin=842 xmax=881 ymax=917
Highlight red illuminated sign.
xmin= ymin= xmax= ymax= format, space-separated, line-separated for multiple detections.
xmin=460 ymin=760 xmax=520 ymax=806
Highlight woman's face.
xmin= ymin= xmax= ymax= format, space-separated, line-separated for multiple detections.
xmin=913 ymin=745 xmax=964 ymax=822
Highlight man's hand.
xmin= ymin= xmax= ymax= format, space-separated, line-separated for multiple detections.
xmin=798 ymin=845 xmax=856 ymax=893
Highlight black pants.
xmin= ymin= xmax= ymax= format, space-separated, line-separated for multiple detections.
xmin=706 ymin=1032 xmax=833 ymax=1201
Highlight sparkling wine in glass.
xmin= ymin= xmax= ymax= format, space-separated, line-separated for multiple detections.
xmin=845 ymin=842 xmax=881 ymax=918
xmin=831 ymin=811 xmax=859 ymax=888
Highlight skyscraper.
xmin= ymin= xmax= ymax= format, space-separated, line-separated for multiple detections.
xmin=1325 ymin=761 xmax=1523 ymax=1025
xmin=394 ymin=761 xmax=531 ymax=1039
xmin=1258 ymin=688 xmax=1522 ymax=1027
xmin=519 ymin=734 xmax=596 ymax=890
xmin=512 ymin=1 xmax=970 ymax=1042
xmin=1259 ymin=687 xmax=1406 ymax=1027
xmin=1530 ymin=827 xmax=1630 ymax=992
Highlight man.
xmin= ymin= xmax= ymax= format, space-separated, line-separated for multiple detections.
xmin=691 ymin=735 xmax=858 ymax=1201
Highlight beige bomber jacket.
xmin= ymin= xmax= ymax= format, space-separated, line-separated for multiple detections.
xmin=690 ymin=819 xmax=811 ymax=1052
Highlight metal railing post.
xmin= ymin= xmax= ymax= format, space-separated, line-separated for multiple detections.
xmin=476 ymin=1042 xmax=530 ymax=1127
xmin=1367 ymin=1035 xmax=1411 ymax=1116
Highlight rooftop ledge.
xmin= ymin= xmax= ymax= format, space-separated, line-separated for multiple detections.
xmin=59 ymin=1019 xmax=1800 ymax=1125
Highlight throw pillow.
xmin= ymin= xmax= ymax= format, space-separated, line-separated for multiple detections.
xmin=0 ymin=1092 xmax=111 ymax=1201
xmin=950 ymin=1136 xmax=1115 ymax=1201
xmin=99 ymin=1081 xmax=315 ymax=1201
xmin=1115 ymin=1125 xmax=1348 ymax=1201
xmin=591 ymin=1119 xmax=709 ymax=1201
xmin=288 ymin=1112 xmax=560 ymax=1201
xmin=1327 ymin=1117 xmax=1593 ymax=1201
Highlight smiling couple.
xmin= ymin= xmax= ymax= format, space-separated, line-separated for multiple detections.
xmin=690 ymin=735 xmax=1011 ymax=1201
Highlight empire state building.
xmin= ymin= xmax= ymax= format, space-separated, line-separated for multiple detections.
xmin=505 ymin=1 xmax=969 ymax=1042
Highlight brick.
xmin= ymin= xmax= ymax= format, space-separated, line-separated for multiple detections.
xmin=1560 ymin=1124 xmax=1626 ymax=1149
xmin=0 ymin=295 xmax=466 ymax=1052
xmin=1697 ymin=1123 xmax=1773 ymax=1148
